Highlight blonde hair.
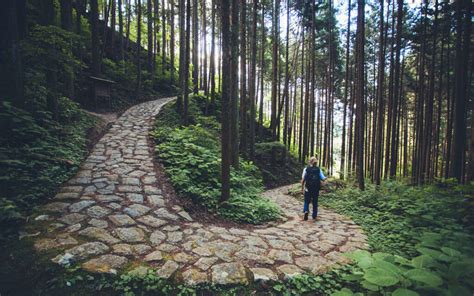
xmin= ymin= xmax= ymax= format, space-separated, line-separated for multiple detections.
xmin=308 ymin=156 xmax=317 ymax=167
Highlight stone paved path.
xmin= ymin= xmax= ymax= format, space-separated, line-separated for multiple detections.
xmin=31 ymin=97 xmax=368 ymax=285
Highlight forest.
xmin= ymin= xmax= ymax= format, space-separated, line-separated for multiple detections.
xmin=0 ymin=0 xmax=473 ymax=295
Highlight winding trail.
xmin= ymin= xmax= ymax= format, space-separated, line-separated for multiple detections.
xmin=31 ymin=98 xmax=368 ymax=285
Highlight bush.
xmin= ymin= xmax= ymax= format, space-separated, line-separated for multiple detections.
xmin=0 ymin=99 xmax=96 ymax=238
xmin=320 ymin=182 xmax=474 ymax=295
xmin=152 ymin=98 xmax=281 ymax=224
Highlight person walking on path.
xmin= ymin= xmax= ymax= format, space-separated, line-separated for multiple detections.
xmin=301 ymin=156 xmax=327 ymax=221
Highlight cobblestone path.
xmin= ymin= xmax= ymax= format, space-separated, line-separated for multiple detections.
xmin=31 ymin=97 xmax=368 ymax=285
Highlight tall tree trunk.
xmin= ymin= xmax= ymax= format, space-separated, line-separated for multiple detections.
xmin=111 ymin=0 xmax=116 ymax=58
xmin=178 ymin=0 xmax=186 ymax=110
xmin=136 ymin=0 xmax=142 ymax=100
xmin=340 ymin=0 xmax=351 ymax=180
xmin=202 ymin=0 xmax=208 ymax=95
xmin=283 ymin=0 xmax=290 ymax=148
xmin=270 ymin=0 xmax=280 ymax=140
xmin=210 ymin=0 xmax=216 ymax=105
xmin=389 ymin=0 xmax=403 ymax=178
xmin=170 ymin=0 xmax=175 ymax=83
xmin=60 ymin=0 xmax=73 ymax=31
xmin=452 ymin=0 xmax=471 ymax=182
xmin=192 ymin=0 xmax=199 ymax=93
xmin=239 ymin=0 xmax=247 ymax=157
xmin=91 ymin=0 xmax=101 ymax=76
xmin=258 ymin=4 xmax=265 ymax=139
xmin=355 ymin=0 xmax=365 ymax=190
xmin=147 ymin=0 xmax=154 ymax=73
xmin=184 ymin=0 xmax=191 ymax=123
xmin=118 ymin=0 xmax=124 ymax=60
xmin=220 ymin=0 xmax=231 ymax=202
xmin=230 ymin=0 xmax=240 ymax=167
xmin=162 ymin=0 xmax=167 ymax=74
xmin=248 ymin=0 xmax=257 ymax=159
xmin=374 ymin=0 xmax=385 ymax=185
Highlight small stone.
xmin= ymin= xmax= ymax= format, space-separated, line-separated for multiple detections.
xmin=126 ymin=193 xmax=144 ymax=203
xmin=34 ymin=236 xmax=78 ymax=251
xmin=109 ymin=214 xmax=136 ymax=226
xmin=211 ymin=263 xmax=249 ymax=285
xmin=156 ymin=260 xmax=179 ymax=279
xmin=147 ymin=195 xmax=165 ymax=207
xmin=150 ymin=230 xmax=167 ymax=245
xmin=112 ymin=244 xmax=133 ymax=256
xmin=43 ymin=202 xmax=70 ymax=213
xmin=59 ymin=213 xmax=86 ymax=225
xmin=182 ymin=268 xmax=208 ymax=285
xmin=118 ymin=185 xmax=142 ymax=193
xmin=34 ymin=215 xmax=51 ymax=221
xmin=142 ymin=176 xmax=157 ymax=185
xmin=194 ymin=257 xmax=219 ymax=271
xmin=106 ymin=202 xmax=122 ymax=210
xmin=65 ymin=223 xmax=82 ymax=232
xmin=277 ymin=264 xmax=303 ymax=279
xmin=60 ymin=242 xmax=109 ymax=260
xmin=82 ymin=255 xmax=128 ymax=273
xmin=192 ymin=246 xmax=213 ymax=256
xmin=60 ymin=186 xmax=83 ymax=193
xmin=89 ymin=219 xmax=108 ymax=228
xmin=55 ymin=192 xmax=80 ymax=200
xmin=115 ymin=227 xmax=145 ymax=242
xmin=95 ymin=195 xmax=122 ymax=202
xmin=173 ymin=252 xmax=194 ymax=263
xmin=87 ymin=206 xmax=112 ymax=218
xmin=133 ymin=244 xmax=152 ymax=255
xmin=137 ymin=215 xmax=167 ymax=228
xmin=154 ymin=208 xmax=179 ymax=220
xmin=178 ymin=211 xmax=193 ymax=221
xmin=144 ymin=186 xmax=161 ymax=194
xmin=268 ymin=249 xmax=293 ymax=264
xmin=251 ymin=268 xmax=278 ymax=282
xmin=122 ymin=178 xmax=141 ymax=186
xmin=69 ymin=200 xmax=96 ymax=212
xmin=144 ymin=250 xmax=163 ymax=262
xmin=163 ymin=225 xmax=180 ymax=231
xmin=157 ymin=243 xmax=178 ymax=252
xmin=268 ymin=239 xmax=294 ymax=250
xmin=79 ymin=227 xmax=119 ymax=244
xmin=124 ymin=204 xmax=151 ymax=217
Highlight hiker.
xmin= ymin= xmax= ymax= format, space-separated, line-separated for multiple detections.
xmin=301 ymin=156 xmax=326 ymax=221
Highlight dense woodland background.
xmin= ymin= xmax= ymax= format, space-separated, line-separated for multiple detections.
xmin=0 ymin=0 xmax=474 ymax=294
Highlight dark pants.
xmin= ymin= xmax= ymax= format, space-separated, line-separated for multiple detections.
xmin=303 ymin=190 xmax=319 ymax=218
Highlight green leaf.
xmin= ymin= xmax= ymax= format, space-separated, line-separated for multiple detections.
xmin=363 ymin=267 xmax=399 ymax=287
xmin=417 ymin=247 xmax=444 ymax=259
xmin=392 ymin=288 xmax=420 ymax=296
xmin=372 ymin=259 xmax=401 ymax=274
xmin=411 ymin=255 xmax=435 ymax=269
xmin=331 ymin=288 xmax=354 ymax=296
xmin=441 ymin=247 xmax=461 ymax=257
xmin=404 ymin=269 xmax=443 ymax=287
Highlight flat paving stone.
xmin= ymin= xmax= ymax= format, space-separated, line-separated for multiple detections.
xmin=82 ymin=254 xmax=128 ymax=273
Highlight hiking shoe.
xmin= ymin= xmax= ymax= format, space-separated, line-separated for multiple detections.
xmin=312 ymin=216 xmax=318 ymax=220
xmin=304 ymin=212 xmax=309 ymax=221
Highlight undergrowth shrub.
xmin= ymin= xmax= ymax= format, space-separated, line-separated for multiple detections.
xmin=320 ymin=182 xmax=474 ymax=295
xmin=0 ymin=99 xmax=96 ymax=238
xmin=152 ymin=97 xmax=281 ymax=224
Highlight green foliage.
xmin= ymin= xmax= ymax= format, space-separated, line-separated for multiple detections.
xmin=338 ymin=235 xmax=474 ymax=295
xmin=0 ymin=99 xmax=96 ymax=238
xmin=321 ymin=182 xmax=474 ymax=295
xmin=152 ymin=97 xmax=281 ymax=224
